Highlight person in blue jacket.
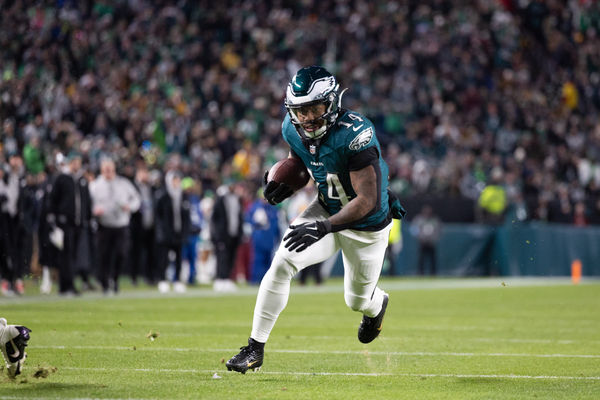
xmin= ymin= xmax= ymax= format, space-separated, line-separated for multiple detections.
xmin=246 ymin=191 xmax=281 ymax=284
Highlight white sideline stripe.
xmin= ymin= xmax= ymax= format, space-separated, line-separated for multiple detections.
xmin=0 ymin=398 xmax=150 ymax=400
xmin=2 ymin=277 xmax=598 ymax=305
xmin=0 ymin=396 xmax=150 ymax=400
xmin=31 ymin=345 xmax=600 ymax=358
xmin=58 ymin=366 xmax=600 ymax=380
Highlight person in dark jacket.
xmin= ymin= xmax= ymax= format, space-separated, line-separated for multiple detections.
xmin=155 ymin=170 xmax=190 ymax=293
xmin=48 ymin=154 xmax=93 ymax=295
xmin=38 ymin=169 xmax=59 ymax=294
xmin=0 ymin=155 xmax=25 ymax=295
xmin=0 ymin=167 xmax=10 ymax=295
xmin=129 ymin=165 xmax=157 ymax=285
xmin=210 ymin=182 xmax=244 ymax=292
xmin=14 ymin=173 xmax=39 ymax=293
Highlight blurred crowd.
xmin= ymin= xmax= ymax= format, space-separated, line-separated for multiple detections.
xmin=0 ymin=150 xmax=298 ymax=295
xmin=2 ymin=0 xmax=600 ymax=293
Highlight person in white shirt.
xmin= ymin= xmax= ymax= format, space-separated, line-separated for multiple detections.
xmin=90 ymin=158 xmax=141 ymax=294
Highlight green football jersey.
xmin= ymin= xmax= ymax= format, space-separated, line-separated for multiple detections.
xmin=282 ymin=109 xmax=391 ymax=230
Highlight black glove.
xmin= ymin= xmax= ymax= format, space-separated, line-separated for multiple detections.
xmin=284 ymin=220 xmax=332 ymax=252
xmin=387 ymin=188 xmax=406 ymax=220
xmin=263 ymin=171 xmax=294 ymax=205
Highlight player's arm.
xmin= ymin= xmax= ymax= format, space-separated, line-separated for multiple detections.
xmin=328 ymin=163 xmax=377 ymax=227
xmin=284 ymin=147 xmax=380 ymax=252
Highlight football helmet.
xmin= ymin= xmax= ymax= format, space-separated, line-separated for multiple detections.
xmin=285 ymin=66 xmax=346 ymax=141
xmin=0 ymin=318 xmax=31 ymax=378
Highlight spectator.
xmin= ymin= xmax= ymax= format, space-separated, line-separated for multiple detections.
xmin=477 ymin=168 xmax=508 ymax=225
xmin=385 ymin=219 xmax=403 ymax=276
xmin=38 ymin=167 xmax=59 ymax=295
xmin=246 ymin=191 xmax=280 ymax=284
xmin=0 ymin=168 xmax=10 ymax=295
xmin=129 ymin=165 xmax=157 ymax=285
xmin=210 ymin=182 xmax=244 ymax=292
xmin=412 ymin=205 xmax=441 ymax=276
xmin=14 ymin=173 xmax=39 ymax=294
xmin=90 ymin=158 xmax=141 ymax=295
xmin=181 ymin=177 xmax=202 ymax=285
xmin=154 ymin=171 xmax=190 ymax=293
xmin=48 ymin=153 xmax=93 ymax=295
xmin=0 ymin=155 xmax=24 ymax=295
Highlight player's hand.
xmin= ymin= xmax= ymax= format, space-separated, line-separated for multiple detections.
xmin=263 ymin=171 xmax=293 ymax=205
xmin=387 ymin=188 xmax=406 ymax=220
xmin=284 ymin=220 xmax=332 ymax=252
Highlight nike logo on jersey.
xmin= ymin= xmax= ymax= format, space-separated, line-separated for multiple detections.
xmin=349 ymin=127 xmax=374 ymax=150
xmin=352 ymin=124 xmax=364 ymax=132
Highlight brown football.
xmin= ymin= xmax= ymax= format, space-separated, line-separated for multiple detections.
xmin=267 ymin=158 xmax=310 ymax=192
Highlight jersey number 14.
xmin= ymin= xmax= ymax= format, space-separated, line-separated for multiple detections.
xmin=308 ymin=169 xmax=350 ymax=206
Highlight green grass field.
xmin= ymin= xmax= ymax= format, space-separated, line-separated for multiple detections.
xmin=1 ymin=277 xmax=599 ymax=399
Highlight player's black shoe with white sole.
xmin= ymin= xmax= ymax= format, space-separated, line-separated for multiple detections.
xmin=358 ymin=294 xmax=388 ymax=343
xmin=226 ymin=338 xmax=264 ymax=374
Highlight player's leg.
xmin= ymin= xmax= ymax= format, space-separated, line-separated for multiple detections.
xmin=251 ymin=199 xmax=338 ymax=343
xmin=227 ymin=200 xmax=338 ymax=373
xmin=339 ymin=223 xmax=392 ymax=342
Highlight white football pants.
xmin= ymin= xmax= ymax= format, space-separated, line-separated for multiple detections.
xmin=251 ymin=199 xmax=392 ymax=343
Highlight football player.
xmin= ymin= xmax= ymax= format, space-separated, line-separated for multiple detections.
xmin=0 ymin=317 xmax=31 ymax=378
xmin=226 ymin=66 xmax=405 ymax=373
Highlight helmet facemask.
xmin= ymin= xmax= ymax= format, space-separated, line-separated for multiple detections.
xmin=285 ymin=66 xmax=345 ymax=141
xmin=287 ymin=92 xmax=338 ymax=140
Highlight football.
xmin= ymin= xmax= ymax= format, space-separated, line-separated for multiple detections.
xmin=267 ymin=157 xmax=310 ymax=192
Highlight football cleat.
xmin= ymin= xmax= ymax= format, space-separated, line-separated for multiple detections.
xmin=0 ymin=318 xmax=32 ymax=378
xmin=226 ymin=338 xmax=264 ymax=374
xmin=358 ymin=294 xmax=388 ymax=344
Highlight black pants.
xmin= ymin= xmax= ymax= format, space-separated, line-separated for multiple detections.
xmin=157 ymin=243 xmax=182 ymax=282
xmin=56 ymin=224 xmax=78 ymax=293
xmin=0 ymin=213 xmax=12 ymax=282
xmin=3 ymin=215 xmax=32 ymax=283
xmin=97 ymin=225 xmax=129 ymax=292
xmin=214 ymin=238 xmax=239 ymax=280
xmin=417 ymin=243 xmax=437 ymax=275
xmin=130 ymin=226 xmax=156 ymax=284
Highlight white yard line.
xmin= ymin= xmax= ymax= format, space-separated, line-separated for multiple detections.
xmin=31 ymin=345 xmax=600 ymax=358
xmin=57 ymin=366 xmax=600 ymax=380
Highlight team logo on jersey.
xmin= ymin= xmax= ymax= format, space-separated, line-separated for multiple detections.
xmin=349 ymin=127 xmax=373 ymax=150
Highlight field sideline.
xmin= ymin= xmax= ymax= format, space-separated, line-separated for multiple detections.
xmin=1 ymin=277 xmax=599 ymax=399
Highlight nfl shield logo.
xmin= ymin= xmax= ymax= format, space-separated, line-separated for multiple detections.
xmin=310 ymin=145 xmax=316 ymax=154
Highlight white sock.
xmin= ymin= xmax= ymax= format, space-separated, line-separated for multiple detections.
xmin=250 ymin=253 xmax=296 ymax=343
xmin=363 ymin=287 xmax=386 ymax=317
